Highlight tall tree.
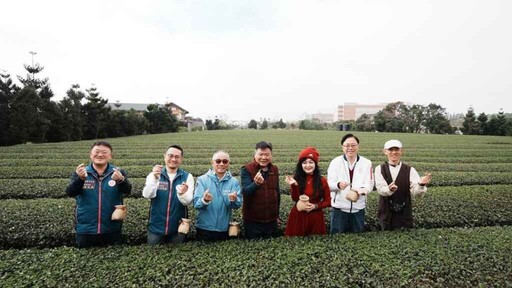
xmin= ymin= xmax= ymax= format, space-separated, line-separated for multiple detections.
xmin=14 ymin=59 xmax=54 ymax=142
xmin=124 ymin=109 xmax=148 ymax=135
xmin=205 ymin=119 xmax=214 ymax=130
xmin=355 ymin=114 xmax=374 ymax=131
xmin=17 ymin=63 xmax=49 ymax=90
xmin=248 ymin=119 xmax=258 ymax=129
xmin=462 ymin=107 xmax=479 ymax=135
xmin=60 ymin=85 xmax=86 ymax=141
xmin=0 ymin=71 xmax=19 ymax=145
xmin=105 ymin=110 xmax=128 ymax=137
xmin=423 ymin=103 xmax=452 ymax=134
xmin=8 ymin=87 xmax=43 ymax=143
xmin=400 ymin=104 xmax=425 ymax=133
xmin=277 ymin=118 xmax=286 ymax=129
xmin=39 ymin=85 xmax=67 ymax=142
xmin=487 ymin=110 xmax=508 ymax=136
xmin=373 ymin=102 xmax=406 ymax=132
xmin=82 ymin=86 xmax=110 ymax=139
xmin=144 ymin=104 xmax=180 ymax=134
xmin=477 ymin=112 xmax=489 ymax=135
xmin=260 ymin=119 xmax=268 ymax=130
xmin=212 ymin=118 xmax=220 ymax=130
xmin=507 ymin=118 xmax=512 ymax=136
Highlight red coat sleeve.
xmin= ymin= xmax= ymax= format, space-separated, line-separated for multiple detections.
xmin=290 ymin=183 xmax=300 ymax=202
xmin=316 ymin=177 xmax=332 ymax=210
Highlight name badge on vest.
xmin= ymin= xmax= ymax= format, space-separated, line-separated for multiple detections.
xmin=158 ymin=182 xmax=169 ymax=191
xmin=108 ymin=180 xmax=116 ymax=187
xmin=83 ymin=180 xmax=95 ymax=190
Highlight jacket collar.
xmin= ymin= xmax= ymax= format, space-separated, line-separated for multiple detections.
xmin=161 ymin=167 xmax=184 ymax=181
xmin=86 ymin=163 xmax=115 ymax=177
xmin=206 ymin=168 xmax=232 ymax=182
xmin=250 ymin=159 xmax=274 ymax=170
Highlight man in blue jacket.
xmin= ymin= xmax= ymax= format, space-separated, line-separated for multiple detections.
xmin=194 ymin=150 xmax=242 ymax=241
xmin=143 ymin=144 xmax=195 ymax=245
xmin=66 ymin=141 xmax=132 ymax=248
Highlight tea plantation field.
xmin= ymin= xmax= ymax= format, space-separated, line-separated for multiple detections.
xmin=1 ymin=130 xmax=511 ymax=287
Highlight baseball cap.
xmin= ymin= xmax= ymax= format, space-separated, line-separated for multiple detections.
xmin=384 ymin=139 xmax=403 ymax=149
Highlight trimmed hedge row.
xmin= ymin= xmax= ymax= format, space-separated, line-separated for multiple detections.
xmin=0 ymin=178 xmax=146 ymax=200
xmin=2 ymin=185 xmax=512 ymax=249
xmin=1 ymin=226 xmax=511 ymax=287
xmin=4 ymin=155 xmax=512 ymax=167
xmin=2 ymin=171 xmax=512 ymax=200
xmin=1 ymin=144 xmax=510 ymax=157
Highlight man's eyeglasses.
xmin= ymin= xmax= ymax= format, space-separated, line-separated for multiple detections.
xmin=342 ymin=144 xmax=359 ymax=149
xmin=166 ymin=154 xmax=182 ymax=160
xmin=92 ymin=150 xmax=111 ymax=156
xmin=214 ymin=159 xmax=229 ymax=164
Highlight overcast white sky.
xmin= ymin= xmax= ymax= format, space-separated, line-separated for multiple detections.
xmin=1 ymin=0 xmax=511 ymax=121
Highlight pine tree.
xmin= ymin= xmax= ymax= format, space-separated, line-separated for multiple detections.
xmin=144 ymin=104 xmax=179 ymax=133
xmin=8 ymin=87 xmax=42 ymax=143
xmin=462 ymin=107 xmax=479 ymax=135
xmin=13 ymin=56 xmax=56 ymax=143
xmin=60 ymin=85 xmax=86 ymax=141
xmin=82 ymin=85 xmax=110 ymax=139
xmin=0 ymin=71 xmax=20 ymax=145
xmin=477 ymin=113 xmax=489 ymax=135
xmin=17 ymin=64 xmax=49 ymax=90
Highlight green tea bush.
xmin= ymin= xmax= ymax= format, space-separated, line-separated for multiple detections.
xmin=1 ymin=226 xmax=511 ymax=287
xmin=1 ymin=131 xmax=511 ymax=285
xmin=3 ymin=172 xmax=512 ymax=200
xmin=2 ymin=185 xmax=512 ymax=249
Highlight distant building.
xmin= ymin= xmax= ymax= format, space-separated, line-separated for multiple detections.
xmin=186 ymin=116 xmax=205 ymax=131
xmin=167 ymin=102 xmax=189 ymax=121
xmin=309 ymin=112 xmax=336 ymax=123
xmin=108 ymin=102 xmax=189 ymax=122
xmin=337 ymin=103 xmax=388 ymax=121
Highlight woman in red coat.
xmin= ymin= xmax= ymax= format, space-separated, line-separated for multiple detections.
xmin=285 ymin=147 xmax=331 ymax=236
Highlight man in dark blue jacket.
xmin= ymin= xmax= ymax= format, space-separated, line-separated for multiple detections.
xmin=66 ymin=141 xmax=132 ymax=248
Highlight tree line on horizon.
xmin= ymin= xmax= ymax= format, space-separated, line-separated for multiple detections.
xmin=0 ymin=63 xmax=182 ymax=146
xmin=351 ymin=102 xmax=510 ymax=135
xmin=234 ymin=103 xmax=510 ymax=136
xmin=1 ymin=61 xmax=511 ymax=146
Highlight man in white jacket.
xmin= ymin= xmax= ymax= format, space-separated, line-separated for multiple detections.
xmin=327 ymin=134 xmax=374 ymax=233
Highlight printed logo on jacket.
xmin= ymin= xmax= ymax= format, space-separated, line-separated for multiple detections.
xmin=158 ymin=182 xmax=169 ymax=191
xmin=83 ymin=180 xmax=95 ymax=190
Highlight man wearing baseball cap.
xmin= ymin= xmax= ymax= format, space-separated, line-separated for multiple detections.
xmin=375 ymin=139 xmax=432 ymax=230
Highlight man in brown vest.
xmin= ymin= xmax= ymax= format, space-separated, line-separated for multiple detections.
xmin=375 ymin=139 xmax=432 ymax=230
xmin=240 ymin=141 xmax=280 ymax=239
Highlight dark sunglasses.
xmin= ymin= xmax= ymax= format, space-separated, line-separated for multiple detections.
xmin=214 ymin=159 xmax=229 ymax=164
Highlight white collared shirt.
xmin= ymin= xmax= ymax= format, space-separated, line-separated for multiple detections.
xmin=375 ymin=162 xmax=426 ymax=197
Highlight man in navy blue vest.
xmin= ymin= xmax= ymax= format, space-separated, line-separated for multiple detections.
xmin=66 ymin=141 xmax=132 ymax=248
xmin=143 ymin=144 xmax=195 ymax=245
